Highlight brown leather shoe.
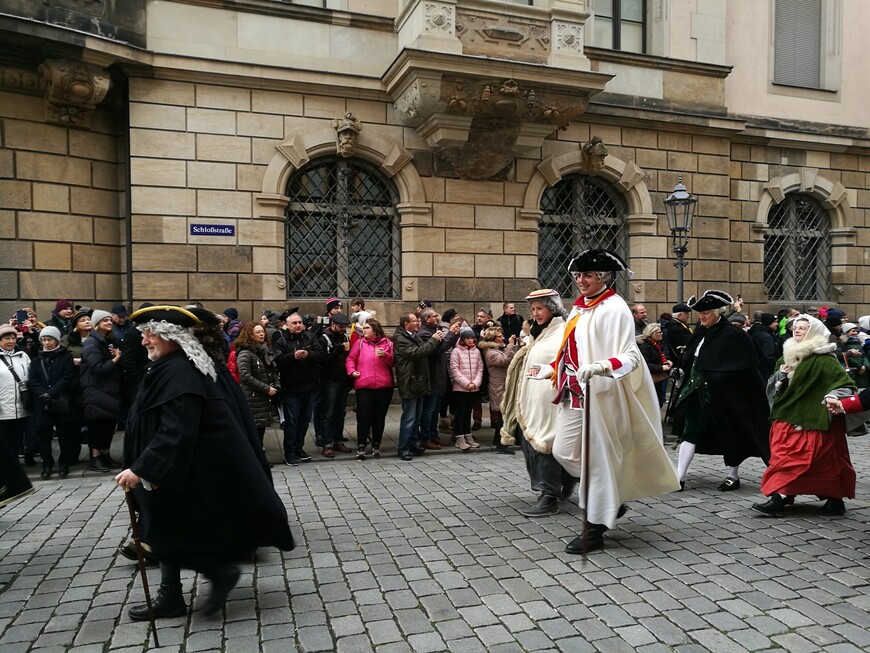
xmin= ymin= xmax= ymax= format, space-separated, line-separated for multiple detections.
xmin=421 ymin=441 xmax=441 ymax=450
xmin=321 ymin=447 xmax=335 ymax=458
xmin=332 ymin=443 xmax=352 ymax=454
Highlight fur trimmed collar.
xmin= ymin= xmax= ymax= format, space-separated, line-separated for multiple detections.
xmin=782 ymin=333 xmax=835 ymax=372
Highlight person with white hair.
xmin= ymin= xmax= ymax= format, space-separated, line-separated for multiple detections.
xmin=530 ymin=250 xmax=680 ymax=552
xmin=755 ymin=314 xmax=857 ymax=517
xmin=672 ymin=289 xmax=770 ymax=492
xmin=115 ymin=306 xmax=294 ymax=621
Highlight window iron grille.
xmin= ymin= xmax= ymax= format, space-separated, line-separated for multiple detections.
xmin=763 ymin=194 xmax=831 ymax=302
xmin=539 ymin=175 xmax=629 ymax=298
xmin=285 ymin=157 xmax=401 ymax=299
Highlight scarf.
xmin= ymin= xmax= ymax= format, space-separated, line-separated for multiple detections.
xmin=648 ymin=337 xmax=667 ymax=366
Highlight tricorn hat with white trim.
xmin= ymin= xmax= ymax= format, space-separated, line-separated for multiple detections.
xmin=566 ymin=248 xmax=633 ymax=276
xmin=686 ymin=289 xmax=733 ymax=312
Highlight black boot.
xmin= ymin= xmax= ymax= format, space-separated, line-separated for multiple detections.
xmin=58 ymin=463 xmax=69 ymax=478
xmin=128 ymin=583 xmax=187 ymax=621
xmin=88 ymin=456 xmax=110 ymax=473
xmin=520 ymin=494 xmax=559 ymax=517
xmin=565 ymin=522 xmax=606 ymax=554
xmin=201 ymin=565 xmax=241 ymax=617
xmin=752 ymin=493 xmax=785 ymax=517
xmin=40 ymin=464 xmax=52 ymax=480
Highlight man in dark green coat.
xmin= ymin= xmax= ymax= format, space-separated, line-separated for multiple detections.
xmin=393 ymin=312 xmax=443 ymax=461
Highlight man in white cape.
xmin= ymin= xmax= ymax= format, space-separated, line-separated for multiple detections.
xmin=533 ymin=248 xmax=680 ymax=553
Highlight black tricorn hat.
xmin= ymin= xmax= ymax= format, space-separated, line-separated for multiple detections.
xmin=567 ymin=248 xmax=632 ymax=275
xmin=129 ymin=305 xmax=201 ymax=327
xmin=686 ymin=290 xmax=733 ymax=312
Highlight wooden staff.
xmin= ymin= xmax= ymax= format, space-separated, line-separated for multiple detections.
xmin=581 ymin=378 xmax=591 ymax=556
xmin=124 ymin=488 xmax=160 ymax=647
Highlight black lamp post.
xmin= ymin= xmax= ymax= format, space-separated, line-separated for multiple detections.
xmin=663 ymin=176 xmax=697 ymax=304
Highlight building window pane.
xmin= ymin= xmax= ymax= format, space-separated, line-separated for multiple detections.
xmin=763 ymin=194 xmax=830 ymax=302
xmin=538 ymin=175 xmax=629 ymax=298
xmin=285 ymin=157 xmax=401 ymax=299
xmin=592 ymin=0 xmax=646 ymax=53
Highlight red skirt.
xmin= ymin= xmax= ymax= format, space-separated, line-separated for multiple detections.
xmin=760 ymin=420 xmax=855 ymax=499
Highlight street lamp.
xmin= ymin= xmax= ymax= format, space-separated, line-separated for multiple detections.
xmin=663 ymin=176 xmax=697 ymax=304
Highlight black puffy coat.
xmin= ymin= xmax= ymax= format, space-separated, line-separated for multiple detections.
xmin=273 ymin=329 xmax=323 ymax=392
xmin=27 ymin=346 xmax=76 ymax=426
xmin=236 ymin=343 xmax=280 ymax=428
xmin=80 ymin=331 xmax=120 ymax=420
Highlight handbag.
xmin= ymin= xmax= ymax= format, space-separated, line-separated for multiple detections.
xmin=38 ymin=358 xmax=72 ymax=414
xmin=2 ymin=356 xmax=33 ymax=411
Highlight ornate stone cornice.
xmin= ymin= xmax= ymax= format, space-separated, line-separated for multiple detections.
xmin=38 ymin=58 xmax=110 ymax=128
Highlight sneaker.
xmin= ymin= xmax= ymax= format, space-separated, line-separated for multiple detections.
xmin=283 ymin=453 xmax=298 ymax=466
xmin=455 ymin=436 xmax=470 ymax=450
xmin=296 ymin=450 xmax=312 ymax=463
xmin=465 ymin=435 xmax=480 ymax=449
xmin=371 ymin=448 xmax=381 ymax=458
xmin=356 ymin=449 xmax=366 ymax=461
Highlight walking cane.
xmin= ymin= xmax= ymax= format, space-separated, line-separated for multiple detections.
xmin=123 ymin=487 xmax=160 ymax=647
xmin=581 ymin=378 xmax=591 ymax=556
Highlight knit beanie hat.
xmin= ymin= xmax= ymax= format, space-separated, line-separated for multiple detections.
xmin=759 ymin=312 xmax=777 ymax=326
xmin=0 ymin=324 xmax=17 ymax=338
xmin=459 ymin=326 xmax=475 ymax=340
xmin=54 ymin=299 xmax=73 ymax=313
xmin=39 ymin=326 xmax=62 ymax=343
xmin=90 ymin=309 xmax=112 ymax=326
xmin=326 ymin=297 xmax=342 ymax=312
xmin=224 ymin=307 xmax=239 ymax=321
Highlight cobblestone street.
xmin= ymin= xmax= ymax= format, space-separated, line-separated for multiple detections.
xmin=1 ymin=411 xmax=868 ymax=652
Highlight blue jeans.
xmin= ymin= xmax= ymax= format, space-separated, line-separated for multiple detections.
xmin=318 ymin=381 xmax=350 ymax=447
xmin=282 ymin=390 xmax=314 ymax=457
xmin=418 ymin=393 xmax=440 ymax=443
xmin=397 ymin=397 xmax=424 ymax=455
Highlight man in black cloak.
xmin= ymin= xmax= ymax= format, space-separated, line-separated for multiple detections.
xmin=671 ymin=290 xmax=770 ymax=492
xmin=116 ymin=306 xmax=294 ymax=621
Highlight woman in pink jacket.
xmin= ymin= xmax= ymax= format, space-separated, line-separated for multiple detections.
xmin=450 ymin=327 xmax=484 ymax=450
xmin=346 ymin=318 xmax=394 ymax=460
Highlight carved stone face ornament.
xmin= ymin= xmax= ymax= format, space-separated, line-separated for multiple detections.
xmin=332 ymin=112 xmax=362 ymax=158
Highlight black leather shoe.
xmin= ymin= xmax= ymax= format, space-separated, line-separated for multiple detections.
xmin=521 ymin=494 xmax=559 ymax=517
xmin=679 ymin=480 xmax=685 ymax=492
xmin=616 ymin=503 xmax=628 ymax=519
xmin=58 ymin=464 xmax=69 ymax=478
xmin=41 ymin=465 xmax=52 ymax=480
xmin=494 ymin=444 xmax=515 ymax=455
xmin=118 ymin=540 xmax=158 ymax=564
xmin=565 ymin=526 xmax=605 ymax=554
xmin=752 ymin=494 xmax=785 ymax=517
xmin=410 ymin=446 xmax=426 ymax=456
xmin=819 ymin=498 xmax=846 ymax=516
xmin=202 ymin=566 xmax=241 ymax=617
xmin=717 ymin=477 xmax=741 ymax=491
xmin=400 ymin=452 xmax=413 ymax=461
xmin=88 ymin=456 xmax=111 ymax=473
xmin=128 ymin=583 xmax=187 ymax=621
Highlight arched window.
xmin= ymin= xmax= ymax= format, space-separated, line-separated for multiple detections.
xmin=538 ymin=174 xmax=628 ymax=297
xmin=763 ymin=193 xmax=831 ymax=302
xmin=285 ymin=157 xmax=400 ymax=299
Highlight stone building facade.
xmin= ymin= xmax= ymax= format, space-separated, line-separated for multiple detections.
xmin=1 ymin=0 xmax=868 ymax=325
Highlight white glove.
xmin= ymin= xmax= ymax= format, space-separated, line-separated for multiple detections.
xmin=528 ymin=363 xmax=554 ymax=380
xmin=578 ymin=361 xmax=610 ymax=382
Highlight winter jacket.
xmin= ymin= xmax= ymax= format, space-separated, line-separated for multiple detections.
xmin=639 ymin=339 xmax=669 ymax=382
xmin=0 ymin=350 xmax=31 ymax=420
xmin=227 ymin=346 xmax=240 ymax=383
xmin=273 ymin=329 xmax=323 ymax=392
xmin=320 ymin=327 xmax=351 ymax=384
xmin=236 ymin=343 xmax=281 ymax=428
xmin=392 ymin=327 xmax=441 ymax=399
xmin=226 ymin=318 xmax=243 ymax=342
xmin=419 ymin=322 xmax=458 ymax=395
xmin=450 ymin=342 xmax=484 ymax=393
xmin=497 ymin=313 xmax=524 ymax=341
xmin=27 ymin=346 xmax=75 ymax=426
xmin=747 ymin=323 xmax=777 ymax=380
xmin=46 ymin=313 xmax=72 ymax=336
xmin=346 ymin=336 xmax=394 ymax=390
xmin=80 ymin=331 xmax=121 ymax=421
xmin=479 ymin=341 xmax=517 ymax=411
